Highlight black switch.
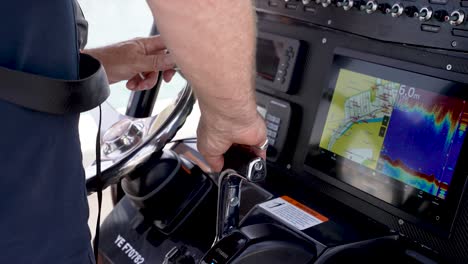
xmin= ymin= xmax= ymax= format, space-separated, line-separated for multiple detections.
xmin=404 ymin=6 xmax=419 ymax=17
xmin=378 ymin=3 xmax=391 ymax=14
xmin=434 ymin=10 xmax=448 ymax=22
xmin=353 ymin=0 xmax=366 ymax=10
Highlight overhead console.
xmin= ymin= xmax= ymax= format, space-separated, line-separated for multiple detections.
xmin=256 ymin=0 xmax=468 ymax=51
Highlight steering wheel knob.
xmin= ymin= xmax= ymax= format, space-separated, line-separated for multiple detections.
xmin=102 ymin=119 xmax=144 ymax=158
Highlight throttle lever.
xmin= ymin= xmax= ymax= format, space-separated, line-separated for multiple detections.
xmin=213 ymin=144 xmax=267 ymax=245
xmin=222 ymin=144 xmax=267 ymax=182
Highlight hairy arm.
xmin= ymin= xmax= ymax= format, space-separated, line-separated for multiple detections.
xmin=146 ymin=0 xmax=266 ymax=171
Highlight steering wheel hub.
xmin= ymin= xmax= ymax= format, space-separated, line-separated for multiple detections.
xmin=102 ymin=119 xmax=144 ymax=158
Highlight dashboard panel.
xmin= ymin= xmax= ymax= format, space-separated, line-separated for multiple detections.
xmin=254 ymin=2 xmax=468 ymax=262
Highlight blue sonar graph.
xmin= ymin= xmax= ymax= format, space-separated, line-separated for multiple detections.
xmin=377 ymin=87 xmax=468 ymax=199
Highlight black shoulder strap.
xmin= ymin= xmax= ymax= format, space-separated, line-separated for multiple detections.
xmin=0 ymin=53 xmax=110 ymax=114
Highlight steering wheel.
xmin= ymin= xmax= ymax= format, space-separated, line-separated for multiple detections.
xmin=85 ymin=82 xmax=195 ymax=194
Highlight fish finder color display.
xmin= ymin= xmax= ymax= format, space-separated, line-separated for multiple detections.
xmin=319 ymin=69 xmax=468 ymax=200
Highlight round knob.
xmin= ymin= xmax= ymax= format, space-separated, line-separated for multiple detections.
xmin=315 ymin=0 xmax=322 ymax=4
xmin=302 ymin=0 xmax=312 ymax=5
xmin=365 ymin=0 xmax=378 ymax=14
xmin=434 ymin=10 xmax=448 ymax=22
xmin=102 ymin=119 xmax=144 ymax=157
xmin=418 ymin=7 xmax=433 ymax=21
xmin=341 ymin=0 xmax=354 ymax=10
xmin=390 ymin=3 xmax=404 ymax=17
xmin=446 ymin=10 xmax=465 ymax=26
xmin=321 ymin=0 xmax=332 ymax=7
xmin=404 ymin=6 xmax=419 ymax=18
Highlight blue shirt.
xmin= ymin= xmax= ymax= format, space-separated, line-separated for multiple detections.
xmin=0 ymin=0 xmax=93 ymax=263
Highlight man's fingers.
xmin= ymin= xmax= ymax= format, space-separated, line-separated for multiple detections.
xmin=126 ymin=75 xmax=140 ymax=90
xmin=163 ymin=69 xmax=176 ymax=82
xmin=126 ymin=71 xmax=159 ymax=90
xmin=203 ymin=155 xmax=224 ymax=173
xmin=136 ymin=71 xmax=159 ymax=90
xmin=139 ymin=53 xmax=176 ymax=73
xmin=253 ymin=149 xmax=267 ymax=160
xmin=135 ymin=35 xmax=166 ymax=54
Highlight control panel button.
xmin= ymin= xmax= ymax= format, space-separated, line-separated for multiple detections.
xmin=275 ymin=76 xmax=286 ymax=84
xmin=267 ymin=122 xmax=280 ymax=132
xmin=390 ymin=3 xmax=404 ymax=17
xmin=434 ymin=10 xmax=448 ymax=22
xmin=404 ymin=6 xmax=419 ymax=18
xmin=267 ymin=137 xmax=276 ymax=146
xmin=277 ymin=69 xmax=287 ymax=76
xmin=418 ymin=7 xmax=433 ymax=21
xmin=267 ymin=130 xmax=278 ymax=138
xmin=266 ymin=114 xmax=281 ymax=124
xmin=365 ymin=0 xmax=378 ymax=14
xmin=446 ymin=10 xmax=465 ymax=26
xmin=279 ymin=62 xmax=289 ymax=69
xmin=302 ymin=0 xmax=312 ymax=5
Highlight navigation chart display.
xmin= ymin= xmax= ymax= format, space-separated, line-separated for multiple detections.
xmin=319 ymin=69 xmax=468 ymax=200
xmin=320 ymin=69 xmax=468 ymax=199
xmin=304 ymin=54 xmax=468 ymax=227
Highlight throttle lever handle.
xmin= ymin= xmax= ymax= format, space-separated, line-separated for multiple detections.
xmin=213 ymin=144 xmax=267 ymax=245
xmin=222 ymin=144 xmax=267 ymax=182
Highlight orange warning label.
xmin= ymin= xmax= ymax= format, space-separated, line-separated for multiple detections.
xmin=281 ymin=196 xmax=329 ymax=222
xmin=259 ymin=196 xmax=329 ymax=230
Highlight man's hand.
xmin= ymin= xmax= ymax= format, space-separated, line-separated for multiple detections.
xmin=197 ymin=97 xmax=267 ymax=172
xmin=146 ymin=0 xmax=266 ymax=171
xmin=83 ymin=35 xmax=176 ymax=90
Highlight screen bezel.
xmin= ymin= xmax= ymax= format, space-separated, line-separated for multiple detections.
xmin=304 ymin=48 xmax=468 ymax=234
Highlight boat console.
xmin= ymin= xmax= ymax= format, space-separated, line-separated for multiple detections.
xmin=91 ymin=1 xmax=468 ymax=263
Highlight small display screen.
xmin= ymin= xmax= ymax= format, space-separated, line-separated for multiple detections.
xmin=256 ymin=38 xmax=282 ymax=82
xmin=306 ymin=55 xmax=468 ymax=227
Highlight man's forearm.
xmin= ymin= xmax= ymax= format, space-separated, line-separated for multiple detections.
xmin=147 ymin=0 xmax=265 ymax=171
xmin=147 ymin=0 xmax=257 ymax=116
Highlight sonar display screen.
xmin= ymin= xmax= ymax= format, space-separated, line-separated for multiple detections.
xmin=306 ymin=55 xmax=468 ymax=226
xmin=319 ymin=69 xmax=468 ymax=199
